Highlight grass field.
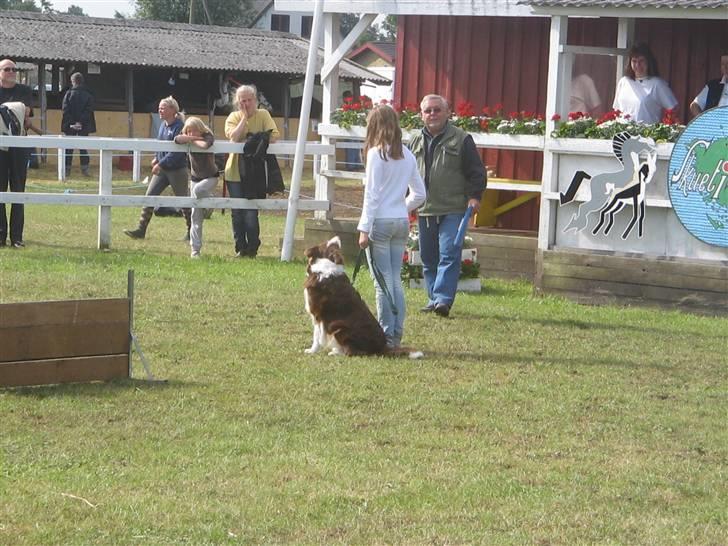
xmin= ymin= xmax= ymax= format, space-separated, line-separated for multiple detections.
xmin=0 ymin=174 xmax=727 ymax=545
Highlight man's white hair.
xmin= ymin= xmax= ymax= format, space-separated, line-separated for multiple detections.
xmin=420 ymin=94 xmax=449 ymax=111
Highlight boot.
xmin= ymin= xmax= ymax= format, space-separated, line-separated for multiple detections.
xmin=124 ymin=207 xmax=152 ymax=239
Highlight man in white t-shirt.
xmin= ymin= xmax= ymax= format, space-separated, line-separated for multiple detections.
xmin=689 ymin=54 xmax=728 ymax=118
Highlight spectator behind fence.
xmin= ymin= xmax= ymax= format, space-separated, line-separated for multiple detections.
xmin=0 ymin=58 xmax=32 ymax=249
xmin=690 ymin=53 xmax=728 ymax=118
xmin=357 ymin=104 xmax=425 ymax=348
xmin=61 ymin=72 xmax=96 ymax=177
xmin=124 ymin=96 xmax=191 ymax=241
xmin=613 ymin=43 xmax=678 ymax=124
xmin=408 ymin=94 xmax=486 ymax=318
xmin=174 ymin=117 xmax=218 ymax=259
xmin=224 ymin=84 xmax=280 ymax=258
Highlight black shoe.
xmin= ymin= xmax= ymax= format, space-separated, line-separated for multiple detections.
xmin=434 ymin=303 xmax=450 ymax=317
xmin=420 ymin=304 xmax=436 ymax=313
xmin=124 ymin=228 xmax=146 ymax=239
xmin=11 ymin=240 xmax=25 ymax=249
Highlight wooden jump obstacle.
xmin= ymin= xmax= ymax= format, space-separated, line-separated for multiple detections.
xmin=0 ymin=271 xmax=151 ymax=388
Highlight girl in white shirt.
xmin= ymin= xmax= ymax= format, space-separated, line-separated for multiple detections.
xmin=613 ymin=43 xmax=678 ymax=124
xmin=357 ymin=105 xmax=426 ymax=349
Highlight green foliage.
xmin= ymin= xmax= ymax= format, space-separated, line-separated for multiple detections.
xmin=133 ymin=0 xmax=254 ymax=26
xmin=0 ymin=0 xmax=41 ymax=12
xmin=339 ymin=13 xmax=397 ymax=46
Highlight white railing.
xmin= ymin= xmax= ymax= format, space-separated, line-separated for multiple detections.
xmin=316 ymin=123 xmax=544 ymax=195
xmin=0 ymin=135 xmax=334 ymax=251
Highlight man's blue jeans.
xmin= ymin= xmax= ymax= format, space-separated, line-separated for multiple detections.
xmin=366 ymin=218 xmax=409 ymax=348
xmin=227 ymin=181 xmax=260 ymax=256
xmin=418 ymin=214 xmax=463 ymax=308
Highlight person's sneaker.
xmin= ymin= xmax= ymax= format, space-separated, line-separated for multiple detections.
xmin=420 ymin=303 xmax=436 ymax=313
xmin=190 ymin=250 xmax=201 ymax=259
xmin=123 ymin=227 xmax=146 ymax=239
xmin=11 ymin=240 xmax=25 ymax=249
xmin=434 ymin=303 xmax=450 ymax=317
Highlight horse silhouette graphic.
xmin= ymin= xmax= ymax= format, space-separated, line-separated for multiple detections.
xmin=560 ymin=132 xmax=657 ymax=239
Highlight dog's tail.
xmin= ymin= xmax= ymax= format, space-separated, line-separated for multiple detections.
xmin=385 ymin=346 xmax=425 ymax=360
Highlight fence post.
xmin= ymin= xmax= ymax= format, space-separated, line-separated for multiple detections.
xmin=58 ymin=148 xmax=65 ymax=181
xmin=132 ymin=150 xmax=142 ymax=183
xmin=97 ymin=149 xmax=113 ymax=249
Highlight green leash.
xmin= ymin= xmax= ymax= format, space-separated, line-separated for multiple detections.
xmin=351 ymin=248 xmax=399 ymax=316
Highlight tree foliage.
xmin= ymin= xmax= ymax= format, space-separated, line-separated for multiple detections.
xmin=133 ymin=0 xmax=255 ymax=26
xmin=339 ymin=13 xmax=397 ymax=46
xmin=0 ymin=0 xmax=41 ymax=11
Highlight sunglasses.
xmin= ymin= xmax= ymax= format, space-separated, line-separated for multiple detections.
xmin=1 ymin=67 xmax=17 ymax=73
xmin=422 ymin=107 xmax=442 ymax=114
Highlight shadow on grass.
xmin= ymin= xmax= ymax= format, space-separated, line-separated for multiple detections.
xmin=3 ymin=377 xmax=201 ymax=398
xmin=424 ymin=350 xmax=674 ymax=371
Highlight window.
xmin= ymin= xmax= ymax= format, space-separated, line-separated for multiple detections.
xmin=301 ymin=16 xmax=313 ymax=39
xmin=271 ymin=14 xmax=290 ymax=33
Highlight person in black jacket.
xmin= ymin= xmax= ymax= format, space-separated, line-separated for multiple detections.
xmin=690 ymin=54 xmax=728 ymax=118
xmin=0 ymin=58 xmax=32 ymax=248
xmin=61 ymin=72 xmax=96 ymax=177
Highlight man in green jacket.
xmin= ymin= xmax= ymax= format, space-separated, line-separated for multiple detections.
xmin=409 ymin=94 xmax=486 ymax=317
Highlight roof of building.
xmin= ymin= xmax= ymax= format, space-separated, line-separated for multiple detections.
xmin=523 ymin=0 xmax=726 ymax=9
xmin=0 ymin=10 xmax=389 ymax=83
xmin=348 ymin=41 xmax=396 ymax=65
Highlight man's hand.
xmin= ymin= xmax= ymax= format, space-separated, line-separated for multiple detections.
xmin=467 ymin=198 xmax=481 ymax=214
xmin=151 ymin=163 xmax=161 ymax=175
xmin=358 ymin=232 xmax=369 ymax=249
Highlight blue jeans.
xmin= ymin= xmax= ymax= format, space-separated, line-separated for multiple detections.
xmin=227 ymin=181 xmax=260 ymax=255
xmin=418 ymin=214 xmax=463 ymax=309
xmin=366 ymin=218 xmax=409 ymax=348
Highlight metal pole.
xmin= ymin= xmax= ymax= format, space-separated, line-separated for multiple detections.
xmin=280 ymin=0 xmax=325 ymax=261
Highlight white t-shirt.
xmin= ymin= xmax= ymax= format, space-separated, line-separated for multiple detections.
xmin=570 ymin=74 xmax=602 ymax=115
xmin=612 ymin=76 xmax=678 ymax=124
xmin=692 ymin=77 xmax=728 ymax=110
xmin=357 ymin=146 xmax=426 ymax=234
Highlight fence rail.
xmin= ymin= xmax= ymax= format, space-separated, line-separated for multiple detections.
xmin=0 ymin=135 xmax=334 ymax=251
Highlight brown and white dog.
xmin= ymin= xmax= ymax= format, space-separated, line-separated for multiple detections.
xmin=303 ymin=237 xmax=423 ymax=359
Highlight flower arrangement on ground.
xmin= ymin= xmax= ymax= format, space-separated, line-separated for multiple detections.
xmin=401 ymin=224 xmax=479 ymax=282
xmin=551 ymin=109 xmax=684 ymax=143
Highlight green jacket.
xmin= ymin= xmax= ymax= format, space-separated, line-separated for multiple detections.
xmin=409 ymin=123 xmax=485 ymax=216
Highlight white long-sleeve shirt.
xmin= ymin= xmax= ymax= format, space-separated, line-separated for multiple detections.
xmin=357 ymin=146 xmax=426 ymax=234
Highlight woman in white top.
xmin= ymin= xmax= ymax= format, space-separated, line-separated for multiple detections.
xmin=613 ymin=43 xmax=678 ymax=124
xmin=357 ymin=104 xmax=426 ymax=349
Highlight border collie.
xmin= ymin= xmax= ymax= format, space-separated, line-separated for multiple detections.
xmin=303 ymin=237 xmax=423 ymax=359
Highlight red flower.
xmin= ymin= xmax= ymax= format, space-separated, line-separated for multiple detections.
xmin=402 ymin=250 xmax=409 ymax=263
xmin=343 ymin=96 xmax=353 ymax=103
xmin=662 ymin=108 xmax=679 ymax=125
xmin=342 ymin=104 xmax=351 ymax=111
xmin=462 ymin=259 xmax=473 ymax=266
xmin=456 ymin=101 xmax=475 ymax=117
xmin=479 ymin=118 xmax=490 ymax=130
xmin=352 ymin=102 xmax=361 ymax=110
xmin=380 ymin=98 xmax=389 ymax=105
xmin=508 ymin=111 xmax=520 ymax=119
xmin=551 ymin=113 xmax=561 ymax=121
xmin=494 ymin=103 xmax=504 ymax=112
xmin=568 ymin=111 xmax=585 ymax=121
xmin=482 ymin=106 xmax=491 ymax=116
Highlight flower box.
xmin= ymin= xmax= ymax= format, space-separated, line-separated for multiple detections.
xmin=408 ymin=278 xmax=481 ymax=293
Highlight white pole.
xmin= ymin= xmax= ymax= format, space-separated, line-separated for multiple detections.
xmin=97 ymin=149 xmax=113 ymax=249
xmin=280 ymin=0 xmax=325 ymax=261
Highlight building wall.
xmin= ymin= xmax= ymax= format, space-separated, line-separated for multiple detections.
xmin=395 ymin=14 xmax=728 ymax=231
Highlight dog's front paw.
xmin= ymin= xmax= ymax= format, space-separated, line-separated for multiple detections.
xmin=327 ymin=348 xmax=343 ymax=356
xmin=304 ymin=346 xmax=320 ymax=354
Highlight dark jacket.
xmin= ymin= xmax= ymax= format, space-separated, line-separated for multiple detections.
xmin=61 ymin=85 xmax=96 ymax=134
xmin=236 ymin=130 xmax=284 ymax=198
xmin=706 ymin=79 xmax=725 ymax=110
xmin=155 ymin=117 xmax=186 ymax=170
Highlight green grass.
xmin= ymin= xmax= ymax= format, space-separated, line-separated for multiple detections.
xmin=0 ymin=186 xmax=726 ymax=545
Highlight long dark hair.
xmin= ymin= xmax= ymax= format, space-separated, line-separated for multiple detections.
xmin=624 ymin=43 xmax=660 ymax=79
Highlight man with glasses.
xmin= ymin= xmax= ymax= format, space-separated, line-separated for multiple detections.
xmin=408 ymin=94 xmax=486 ymax=318
xmin=0 ymin=59 xmax=32 ymax=248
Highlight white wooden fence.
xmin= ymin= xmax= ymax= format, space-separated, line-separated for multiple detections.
xmin=0 ymin=135 xmax=333 ymax=252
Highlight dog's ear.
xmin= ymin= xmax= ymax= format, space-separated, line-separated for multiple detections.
xmin=326 ymin=236 xmax=341 ymax=249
